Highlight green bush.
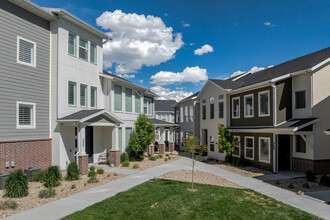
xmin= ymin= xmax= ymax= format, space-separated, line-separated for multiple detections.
xmin=149 ymin=156 xmax=157 ymax=161
xmin=33 ymin=169 xmax=46 ymax=182
xmin=165 ymin=158 xmax=168 ymax=161
xmin=122 ymin=161 xmax=130 ymax=167
xmin=306 ymin=170 xmax=316 ymax=182
xmin=38 ymin=188 xmax=56 ymax=198
xmin=129 ymin=157 xmax=136 ymax=162
xmin=132 ymin=164 xmax=139 ymax=169
xmin=319 ymin=174 xmax=330 ymax=187
xmin=66 ymin=162 xmax=80 ymax=181
xmin=88 ymin=171 xmax=96 ymax=177
xmin=4 ymin=170 xmax=29 ymax=198
xmin=97 ymin=169 xmax=104 ymax=174
xmin=44 ymin=166 xmax=62 ymax=188
xmin=158 ymin=154 xmax=163 ymax=159
xmin=166 ymin=153 xmax=169 ymax=157
xmin=87 ymin=176 xmax=99 ymax=184
xmin=120 ymin=153 xmax=129 ymax=163
xmin=0 ymin=200 xmax=18 ymax=210
xmin=71 ymin=184 xmax=76 ymax=189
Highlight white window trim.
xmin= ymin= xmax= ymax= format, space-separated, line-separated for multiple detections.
xmin=295 ymin=90 xmax=306 ymax=109
xmin=68 ymin=81 xmax=77 ymax=107
xmin=80 ymin=84 xmax=88 ymax=108
xmin=79 ymin=36 xmax=89 ymax=61
xmin=258 ymin=90 xmax=270 ymax=117
xmin=244 ymin=136 xmax=254 ymax=160
xmin=232 ymin=97 xmax=240 ymax=119
xmin=16 ymin=101 xmax=36 ymax=129
xmin=295 ymin=135 xmax=307 ymax=153
xmin=244 ymin=94 xmax=254 ymax=118
xmin=233 ymin=136 xmax=240 ymax=157
xmin=259 ymin=137 xmax=271 ymax=163
xmin=144 ymin=97 xmax=152 ymax=115
xmin=218 ymin=101 xmax=224 ymax=118
xmin=90 ymin=86 xmax=97 ymax=108
xmin=17 ymin=36 xmax=36 ymax=67
xmin=90 ymin=41 xmax=97 ymax=64
xmin=68 ymin=31 xmax=77 ymax=57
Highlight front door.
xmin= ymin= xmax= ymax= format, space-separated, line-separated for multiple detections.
xmin=278 ymin=135 xmax=291 ymax=171
xmin=85 ymin=126 xmax=93 ymax=163
xmin=202 ymin=129 xmax=208 ymax=145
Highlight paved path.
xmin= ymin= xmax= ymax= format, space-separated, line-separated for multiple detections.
xmin=5 ymin=157 xmax=330 ymax=220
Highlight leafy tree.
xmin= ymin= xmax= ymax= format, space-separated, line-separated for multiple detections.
xmin=184 ymin=136 xmax=207 ymax=191
xmin=217 ymin=123 xmax=237 ymax=155
xmin=128 ymin=114 xmax=155 ymax=158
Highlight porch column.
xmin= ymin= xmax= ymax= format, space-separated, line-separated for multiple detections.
xmin=159 ymin=127 xmax=166 ymax=154
xmin=169 ymin=127 xmax=175 ymax=152
xmin=77 ymin=124 xmax=88 ymax=174
xmin=109 ymin=126 xmax=120 ymax=167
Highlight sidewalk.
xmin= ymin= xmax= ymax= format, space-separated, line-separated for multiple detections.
xmin=5 ymin=157 xmax=330 ymax=220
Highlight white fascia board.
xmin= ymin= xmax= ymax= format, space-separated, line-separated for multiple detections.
xmin=324 ymin=130 xmax=330 ymax=135
xmin=81 ymin=110 xmax=124 ymax=124
xmin=292 ymin=118 xmax=319 ymax=132
xmin=9 ymin=0 xmax=54 ymax=20
xmin=99 ymin=73 xmax=114 ymax=80
xmin=311 ymin=58 xmax=330 ymax=71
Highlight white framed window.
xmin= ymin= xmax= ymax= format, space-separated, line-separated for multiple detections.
xmin=210 ymin=136 xmax=215 ymax=151
xmin=295 ymin=90 xmax=306 ymax=109
xmin=114 ymin=84 xmax=122 ymax=111
xmin=79 ymin=37 xmax=88 ymax=60
xmin=16 ymin=102 xmax=36 ymax=129
xmin=90 ymin=86 xmax=97 ymax=108
xmin=180 ymin=107 xmax=184 ymax=122
xmin=233 ymin=136 xmax=240 ymax=157
xmin=259 ymin=137 xmax=270 ymax=163
xmin=68 ymin=81 xmax=77 ymax=106
xmin=144 ymin=98 xmax=151 ymax=115
xmin=232 ymin=97 xmax=240 ymax=119
xmin=135 ymin=91 xmax=141 ymax=113
xmin=68 ymin=31 xmax=76 ymax=56
xmin=244 ymin=94 xmax=254 ymax=118
xmin=80 ymin=84 xmax=87 ymax=107
xmin=296 ymin=135 xmax=306 ymax=153
xmin=218 ymin=102 xmax=224 ymax=118
xmin=244 ymin=136 xmax=254 ymax=160
xmin=189 ymin=105 xmax=194 ymax=122
xmin=185 ymin=106 xmax=188 ymax=122
xmin=17 ymin=36 xmax=36 ymax=67
xmin=218 ymin=94 xmax=224 ymax=100
xmin=258 ymin=90 xmax=270 ymax=117
xmin=90 ymin=42 xmax=97 ymax=64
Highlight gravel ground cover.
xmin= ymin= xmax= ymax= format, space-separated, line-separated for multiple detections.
xmin=0 ymin=171 xmax=125 ymax=219
xmin=159 ymin=169 xmax=243 ymax=188
xmin=267 ymin=178 xmax=330 ymax=193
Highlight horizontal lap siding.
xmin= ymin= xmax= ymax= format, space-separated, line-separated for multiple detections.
xmin=0 ymin=0 xmax=50 ymax=140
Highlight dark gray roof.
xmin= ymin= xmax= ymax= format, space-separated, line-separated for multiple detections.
xmin=59 ymin=109 xmax=104 ymax=120
xmin=155 ymin=100 xmax=176 ymax=111
xmin=103 ymin=70 xmax=133 ymax=83
xmin=275 ymin=118 xmax=318 ymax=129
xmin=210 ymin=47 xmax=330 ymax=90
xmin=177 ymin=91 xmax=200 ymax=104
xmin=151 ymin=118 xmax=177 ymax=126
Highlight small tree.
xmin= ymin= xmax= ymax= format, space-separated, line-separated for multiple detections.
xmin=217 ymin=124 xmax=237 ymax=162
xmin=184 ymin=136 xmax=207 ymax=191
xmin=128 ymin=114 xmax=155 ymax=158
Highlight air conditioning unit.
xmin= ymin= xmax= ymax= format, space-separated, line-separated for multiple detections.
xmin=24 ymin=167 xmax=40 ymax=182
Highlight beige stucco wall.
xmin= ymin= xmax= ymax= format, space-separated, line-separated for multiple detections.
xmin=291 ymin=74 xmax=312 ymax=118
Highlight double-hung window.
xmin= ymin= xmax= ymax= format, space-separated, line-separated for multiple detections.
xmin=210 ymin=136 xmax=214 ymax=151
xmin=259 ymin=91 xmax=270 ymax=116
xmin=233 ymin=136 xmax=240 ymax=157
xmin=202 ymin=105 xmax=206 ymax=120
xmin=68 ymin=32 xmax=76 ymax=56
xmin=125 ymin=88 xmax=132 ymax=112
xmin=79 ymin=37 xmax=88 ymax=60
xmin=218 ymin=102 xmax=224 ymax=118
xmin=295 ymin=91 xmax=306 ymax=109
xmin=68 ymin=81 xmax=77 ymax=106
xmin=17 ymin=102 xmax=36 ymax=129
xmin=259 ymin=137 xmax=270 ymax=163
xmin=118 ymin=128 xmax=123 ymax=152
xmin=135 ymin=91 xmax=141 ymax=113
xmin=184 ymin=106 xmax=188 ymax=122
xmin=114 ymin=84 xmax=122 ymax=111
xmin=144 ymin=98 xmax=151 ymax=115
xmin=176 ymin=109 xmax=180 ymax=123
xmin=17 ymin=37 xmax=36 ymax=67
xmin=244 ymin=137 xmax=254 ymax=160
xmin=125 ymin=128 xmax=133 ymax=148
xmin=90 ymin=42 xmax=97 ymax=64
xmin=180 ymin=107 xmax=184 ymax=122
xmin=80 ymin=84 xmax=87 ymax=107
xmin=210 ymin=103 xmax=214 ymax=119
xmin=232 ymin=97 xmax=240 ymax=118
xmin=90 ymin=86 xmax=97 ymax=108
xmin=189 ymin=105 xmax=194 ymax=122
xmin=244 ymin=94 xmax=254 ymax=118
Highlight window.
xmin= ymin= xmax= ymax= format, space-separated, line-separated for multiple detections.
xmin=244 ymin=137 xmax=254 ymax=160
xmin=232 ymin=97 xmax=240 ymax=118
xmin=125 ymin=128 xmax=132 ymax=148
xmin=79 ymin=37 xmax=88 ymax=60
xmin=17 ymin=37 xmax=36 ymax=67
xmin=175 ymin=109 xmax=179 ymax=123
xmin=17 ymin=102 xmax=35 ymax=129
xmin=218 ymin=102 xmax=224 ymax=118
xmin=210 ymin=136 xmax=214 ymax=151
xmin=259 ymin=137 xmax=270 ymax=163
xmin=185 ymin=106 xmax=188 ymax=122
xmin=202 ymin=105 xmax=206 ymax=120
xmin=210 ymin=103 xmax=214 ymax=119
xmin=189 ymin=105 xmax=194 ymax=122
xmin=244 ymin=94 xmax=254 ymax=118
xmin=68 ymin=31 xmax=76 ymax=56
xmin=125 ymin=88 xmax=132 ymax=112
xmin=233 ymin=136 xmax=240 ymax=157
xmin=90 ymin=42 xmax=97 ymax=64
xmin=114 ymin=84 xmax=122 ymax=111
xmin=218 ymin=94 xmax=224 ymax=100
xmin=295 ymin=91 xmax=306 ymax=109
xmin=80 ymin=84 xmax=87 ymax=107
xmin=202 ymin=99 xmax=206 ymax=104
xmin=118 ymin=128 xmax=122 ymax=152
xmin=90 ymin=86 xmax=97 ymax=108
xmin=135 ymin=91 xmax=141 ymax=113
xmin=180 ymin=107 xmax=183 ymax=122
xmin=296 ymin=135 xmax=306 ymax=153
xmin=144 ymin=98 xmax=151 ymax=115
xmin=68 ymin=81 xmax=77 ymax=106
xmin=259 ymin=91 xmax=270 ymax=116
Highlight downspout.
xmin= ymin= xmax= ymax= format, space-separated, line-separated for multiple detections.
xmin=271 ymin=83 xmax=277 ymax=173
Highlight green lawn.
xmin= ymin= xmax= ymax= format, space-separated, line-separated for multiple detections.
xmin=63 ymin=179 xmax=319 ymax=220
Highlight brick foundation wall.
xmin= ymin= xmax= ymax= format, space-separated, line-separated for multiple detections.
xmin=169 ymin=142 xmax=175 ymax=152
xmin=78 ymin=155 xmax=89 ymax=175
xmin=0 ymin=138 xmax=52 ymax=173
xmin=293 ymin=157 xmax=330 ymax=175
xmin=147 ymin=145 xmax=155 ymax=157
xmin=109 ymin=150 xmax=120 ymax=167
xmin=159 ymin=143 xmax=165 ymax=154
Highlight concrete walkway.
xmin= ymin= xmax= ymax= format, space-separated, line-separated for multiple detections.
xmin=5 ymin=157 xmax=330 ymax=220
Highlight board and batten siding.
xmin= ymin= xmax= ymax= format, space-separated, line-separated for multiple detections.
xmin=275 ymin=78 xmax=292 ymax=125
xmin=0 ymin=0 xmax=50 ymax=140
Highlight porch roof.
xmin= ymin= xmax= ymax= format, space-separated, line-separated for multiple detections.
xmin=324 ymin=129 xmax=330 ymax=135
xmin=151 ymin=118 xmax=178 ymax=127
xmin=57 ymin=109 xmax=124 ymax=125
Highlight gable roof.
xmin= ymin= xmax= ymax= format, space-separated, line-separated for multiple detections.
xmin=58 ymin=109 xmax=123 ymax=124
xmin=155 ymin=100 xmax=176 ymax=112
xmin=175 ymin=92 xmax=200 ymax=105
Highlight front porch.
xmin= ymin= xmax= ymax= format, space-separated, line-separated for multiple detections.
xmin=152 ymin=119 xmax=178 ymax=154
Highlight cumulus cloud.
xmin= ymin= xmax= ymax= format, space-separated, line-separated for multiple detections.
xmin=151 ymin=86 xmax=193 ymax=101
xmin=264 ymin=21 xmax=275 ymax=27
xmin=182 ymin=21 xmax=190 ymax=27
xmin=117 ymin=73 xmax=135 ymax=79
xmin=96 ymin=10 xmax=184 ymax=74
xmin=138 ymin=80 xmax=144 ymax=83
xmin=194 ymin=44 xmax=214 ymax=55
xmin=150 ymin=66 xmax=208 ymax=86
xmin=230 ymin=66 xmax=273 ymax=78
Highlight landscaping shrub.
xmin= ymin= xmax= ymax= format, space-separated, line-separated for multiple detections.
xmin=287 ymin=182 xmax=294 ymax=189
xmin=158 ymin=154 xmax=163 ymax=159
xmin=225 ymin=154 xmax=233 ymax=164
xmin=0 ymin=200 xmax=18 ymax=210
xmin=149 ymin=156 xmax=157 ymax=161
xmin=87 ymin=176 xmax=99 ymax=183
xmin=38 ymin=188 xmax=56 ymax=198
xmin=97 ymin=169 xmax=104 ymax=175
xmin=44 ymin=166 xmax=62 ymax=188
xmin=168 ymin=156 xmax=171 ymax=160
xmin=122 ymin=161 xmax=130 ymax=167
xmin=114 ymin=173 xmax=118 ymax=176
xmin=306 ymin=170 xmax=316 ymax=182
xmin=71 ymin=184 xmax=76 ymax=189
xmin=302 ymin=181 xmax=309 ymax=188
xmin=88 ymin=171 xmax=96 ymax=177
xmin=33 ymin=169 xmax=47 ymax=182
xmin=166 ymin=153 xmax=169 ymax=157
xmin=319 ymin=174 xmax=330 ymax=187
xmin=4 ymin=169 xmax=29 ymax=198
xmin=66 ymin=161 xmax=80 ymax=181
xmin=120 ymin=153 xmax=129 ymax=163
xmin=132 ymin=164 xmax=139 ymax=169
xmin=165 ymin=158 xmax=168 ymax=161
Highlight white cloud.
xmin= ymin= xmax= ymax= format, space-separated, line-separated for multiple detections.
xmin=189 ymin=43 xmax=195 ymax=46
xmin=138 ymin=80 xmax=144 ymax=83
xmin=97 ymin=10 xmax=184 ymax=74
xmin=231 ymin=70 xmax=245 ymax=78
xmin=182 ymin=21 xmax=190 ymax=27
xmin=264 ymin=21 xmax=275 ymax=27
xmin=117 ymin=73 xmax=135 ymax=79
xmin=230 ymin=66 xmax=273 ymax=78
xmin=194 ymin=44 xmax=214 ymax=55
xmin=151 ymin=86 xmax=193 ymax=101
xmin=164 ymin=13 xmax=169 ymax=17
xmin=150 ymin=66 xmax=208 ymax=86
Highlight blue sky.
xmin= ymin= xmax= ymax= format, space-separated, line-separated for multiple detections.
xmin=32 ymin=0 xmax=330 ymax=100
